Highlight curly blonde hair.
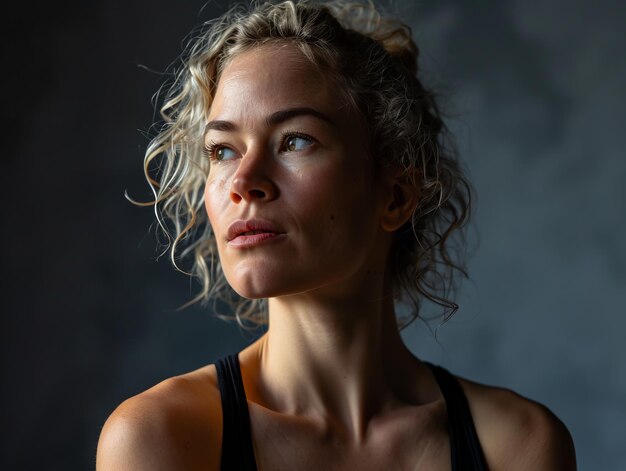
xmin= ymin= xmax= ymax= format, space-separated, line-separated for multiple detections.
xmin=129 ymin=0 xmax=472 ymax=330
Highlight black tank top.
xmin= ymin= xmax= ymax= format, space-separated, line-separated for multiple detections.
xmin=215 ymin=353 xmax=488 ymax=470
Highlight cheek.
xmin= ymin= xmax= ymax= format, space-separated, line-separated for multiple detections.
xmin=295 ymin=163 xmax=373 ymax=239
xmin=204 ymin=173 xmax=231 ymax=229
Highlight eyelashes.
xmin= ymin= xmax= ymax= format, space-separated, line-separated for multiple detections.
xmin=203 ymin=140 xmax=235 ymax=162
xmin=280 ymin=132 xmax=314 ymax=153
xmin=203 ymin=140 xmax=216 ymax=159
xmin=203 ymin=131 xmax=316 ymax=162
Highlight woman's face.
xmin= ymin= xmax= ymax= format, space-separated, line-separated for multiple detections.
xmin=204 ymin=44 xmax=391 ymax=299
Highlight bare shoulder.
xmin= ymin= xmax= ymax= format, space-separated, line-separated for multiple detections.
xmin=457 ymin=376 xmax=576 ymax=471
xmin=96 ymin=365 xmax=222 ymax=471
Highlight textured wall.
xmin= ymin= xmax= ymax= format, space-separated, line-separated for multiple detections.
xmin=5 ymin=1 xmax=624 ymax=469
xmin=401 ymin=2 xmax=626 ymax=469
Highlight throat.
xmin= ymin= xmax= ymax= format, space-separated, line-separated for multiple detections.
xmin=245 ymin=297 xmax=422 ymax=444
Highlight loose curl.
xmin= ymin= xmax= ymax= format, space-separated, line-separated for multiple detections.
xmin=129 ymin=0 xmax=472 ymax=330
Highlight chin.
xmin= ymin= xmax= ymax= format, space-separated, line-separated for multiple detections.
xmin=225 ymin=267 xmax=318 ymax=300
xmin=230 ymin=283 xmax=288 ymax=300
xmin=225 ymin=270 xmax=289 ymax=300
xmin=222 ymin=254 xmax=366 ymax=300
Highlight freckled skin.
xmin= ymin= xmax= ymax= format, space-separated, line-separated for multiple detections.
xmin=97 ymin=43 xmax=576 ymax=471
xmin=204 ymin=45 xmax=389 ymax=300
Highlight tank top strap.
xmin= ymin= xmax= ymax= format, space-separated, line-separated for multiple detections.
xmin=425 ymin=362 xmax=489 ymax=471
xmin=215 ymin=353 xmax=258 ymax=471
xmin=215 ymin=355 xmax=487 ymax=471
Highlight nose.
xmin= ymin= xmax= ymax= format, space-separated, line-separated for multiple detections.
xmin=229 ymin=150 xmax=278 ymax=204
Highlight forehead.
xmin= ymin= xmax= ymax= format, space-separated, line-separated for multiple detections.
xmin=208 ymin=43 xmax=343 ymax=122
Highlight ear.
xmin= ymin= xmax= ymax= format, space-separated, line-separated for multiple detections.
xmin=380 ymin=169 xmax=421 ymax=232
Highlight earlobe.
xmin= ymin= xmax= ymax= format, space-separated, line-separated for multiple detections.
xmin=380 ymin=172 xmax=420 ymax=232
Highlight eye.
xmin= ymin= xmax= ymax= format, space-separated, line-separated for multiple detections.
xmin=281 ymin=133 xmax=314 ymax=152
xmin=205 ymin=141 xmax=238 ymax=161
xmin=215 ymin=146 xmax=237 ymax=161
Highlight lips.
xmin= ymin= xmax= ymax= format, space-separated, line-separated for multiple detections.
xmin=226 ymin=219 xmax=284 ymax=242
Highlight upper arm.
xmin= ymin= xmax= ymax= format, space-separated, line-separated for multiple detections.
xmin=462 ymin=381 xmax=576 ymax=471
xmin=96 ymin=398 xmax=178 ymax=471
xmin=510 ymin=402 xmax=577 ymax=471
xmin=96 ymin=373 xmax=223 ymax=471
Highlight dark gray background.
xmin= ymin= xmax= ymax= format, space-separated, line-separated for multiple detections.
xmin=4 ymin=0 xmax=625 ymax=469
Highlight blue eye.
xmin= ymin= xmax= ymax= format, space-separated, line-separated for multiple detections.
xmin=215 ymin=146 xmax=237 ymax=161
xmin=283 ymin=134 xmax=313 ymax=152
xmin=205 ymin=141 xmax=237 ymax=161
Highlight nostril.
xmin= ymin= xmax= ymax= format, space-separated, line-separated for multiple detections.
xmin=229 ymin=174 xmax=275 ymax=203
xmin=249 ymin=189 xmax=266 ymax=199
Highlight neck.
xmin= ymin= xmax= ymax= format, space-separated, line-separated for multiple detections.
xmin=246 ymin=276 xmax=421 ymax=444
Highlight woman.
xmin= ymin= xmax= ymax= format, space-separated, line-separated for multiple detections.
xmin=97 ymin=1 xmax=576 ymax=469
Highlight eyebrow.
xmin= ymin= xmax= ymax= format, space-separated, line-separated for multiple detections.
xmin=204 ymin=107 xmax=334 ymax=135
